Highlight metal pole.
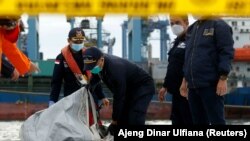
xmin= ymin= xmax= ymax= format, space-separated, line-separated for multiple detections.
xmin=160 ymin=25 xmax=167 ymax=61
xmin=122 ymin=21 xmax=127 ymax=59
xmin=97 ymin=18 xmax=103 ymax=48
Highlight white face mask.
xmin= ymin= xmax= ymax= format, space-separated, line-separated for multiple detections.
xmin=171 ymin=24 xmax=184 ymax=36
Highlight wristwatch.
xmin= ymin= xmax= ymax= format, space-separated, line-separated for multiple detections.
xmin=220 ymin=75 xmax=228 ymax=81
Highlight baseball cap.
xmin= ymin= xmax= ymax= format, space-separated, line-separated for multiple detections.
xmin=68 ymin=28 xmax=85 ymax=41
xmin=82 ymin=47 xmax=103 ymax=71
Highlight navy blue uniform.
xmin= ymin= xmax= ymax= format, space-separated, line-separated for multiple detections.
xmin=184 ymin=19 xmax=234 ymax=125
xmin=1 ymin=55 xmax=14 ymax=78
xmin=163 ymin=34 xmax=192 ymax=125
xmin=49 ymin=49 xmax=105 ymax=103
xmin=185 ymin=19 xmax=234 ymax=88
xmin=91 ymin=54 xmax=155 ymax=125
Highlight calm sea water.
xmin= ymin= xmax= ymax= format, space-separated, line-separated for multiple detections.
xmin=0 ymin=120 xmax=249 ymax=141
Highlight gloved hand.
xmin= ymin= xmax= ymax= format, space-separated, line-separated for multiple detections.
xmin=48 ymin=101 xmax=55 ymax=107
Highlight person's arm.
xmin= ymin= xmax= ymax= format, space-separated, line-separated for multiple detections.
xmin=93 ymin=83 xmax=110 ymax=107
xmin=162 ymin=68 xmax=169 ymax=89
xmin=88 ymin=74 xmax=110 ymax=107
xmin=180 ymin=77 xmax=188 ymax=98
xmin=93 ymin=83 xmax=105 ymax=99
xmin=215 ymin=20 xmax=234 ymax=77
xmin=111 ymin=69 xmax=127 ymax=124
xmin=2 ymin=38 xmax=31 ymax=75
xmin=88 ymin=74 xmax=102 ymax=91
xmin=49 ymin=55 xmax=64 ymax=103
xmin=158 ymin=68 xmax=168 ymax=102
xmin=1 ymin=56 xmax=20 ymax=81
xmin=2 ymin=23 xmax=40 ymax=75
xmin=1 ymin=55 xmax=14 ymax=78
xmin=215 ymin=20 xmax=234 ymax=96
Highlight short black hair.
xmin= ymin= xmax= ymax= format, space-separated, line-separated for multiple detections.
xmin=68 ymin=28 xmax=85 ymax=39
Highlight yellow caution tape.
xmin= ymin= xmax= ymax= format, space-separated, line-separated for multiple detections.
xmin=0 ymin=0 xmax=250 ymax=16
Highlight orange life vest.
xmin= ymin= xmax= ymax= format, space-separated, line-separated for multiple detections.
xmin=61 ymin=46 xmax=92 ymax=82
xmin=0 ymin=25 xmax=30 ymax=74
xmin=62 ymin=46 xmax=96 ymax=126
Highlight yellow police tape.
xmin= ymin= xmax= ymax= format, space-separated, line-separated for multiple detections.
xmin=0 ymin=0 xmax=250 ymax=16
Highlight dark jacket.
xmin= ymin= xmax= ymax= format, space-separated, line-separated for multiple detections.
xmin=184 ymin=19 xmax=234 ymax=88
xmin=163 ymin=34 xmax=186 ymax=95
xmin=1 ymin=55 xmax=14 ymax=78
xmin=50 ymin=49 xmax=105 ymax=103
xmin=91 ymin=54 xmax=154 ymax=121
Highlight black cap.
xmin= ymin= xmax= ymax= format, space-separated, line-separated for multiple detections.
xmin=82 ymin=47 xmax=103 ymax=71
xmin=68 ymin=28 xmax=85 ymax=40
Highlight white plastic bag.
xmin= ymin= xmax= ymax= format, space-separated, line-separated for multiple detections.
xmin=20 ymin=87 xmax=103 ymax=141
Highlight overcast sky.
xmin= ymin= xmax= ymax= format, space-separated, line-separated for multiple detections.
xmin=22 ymin=14 xmax=195 ymax=60
xmin=37 ymin=14 xmax=131 ymax=59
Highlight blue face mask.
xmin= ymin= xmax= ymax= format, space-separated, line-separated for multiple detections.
xmin=71 ymin=43 xmax=84 ymax=52
xmin=91 ymin=66 xmax=102 ymax=74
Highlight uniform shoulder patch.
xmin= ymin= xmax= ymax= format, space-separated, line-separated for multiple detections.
xmin=55 ymin=60 xmax=60 ymax=65
xmin=177 ymin=42 xmax=186 ymax=48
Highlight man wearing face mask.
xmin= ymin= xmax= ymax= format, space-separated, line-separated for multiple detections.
xmin=49 ymin=28 xmax=109 ymax=109
xmin=180 ymin=16 xmax=234 ymax=125
xmin=82 ymin=47 xmax=155 ymax=130
xmin=158 ymin=15 xmax=193 ymax=125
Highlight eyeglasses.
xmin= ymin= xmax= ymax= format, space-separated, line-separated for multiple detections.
xmin=71 ymin=37 xmax=87 ymax=44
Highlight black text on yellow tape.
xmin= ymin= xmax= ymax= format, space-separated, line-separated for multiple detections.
xmin=0 ymin=0 xmax=250 ymax=16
